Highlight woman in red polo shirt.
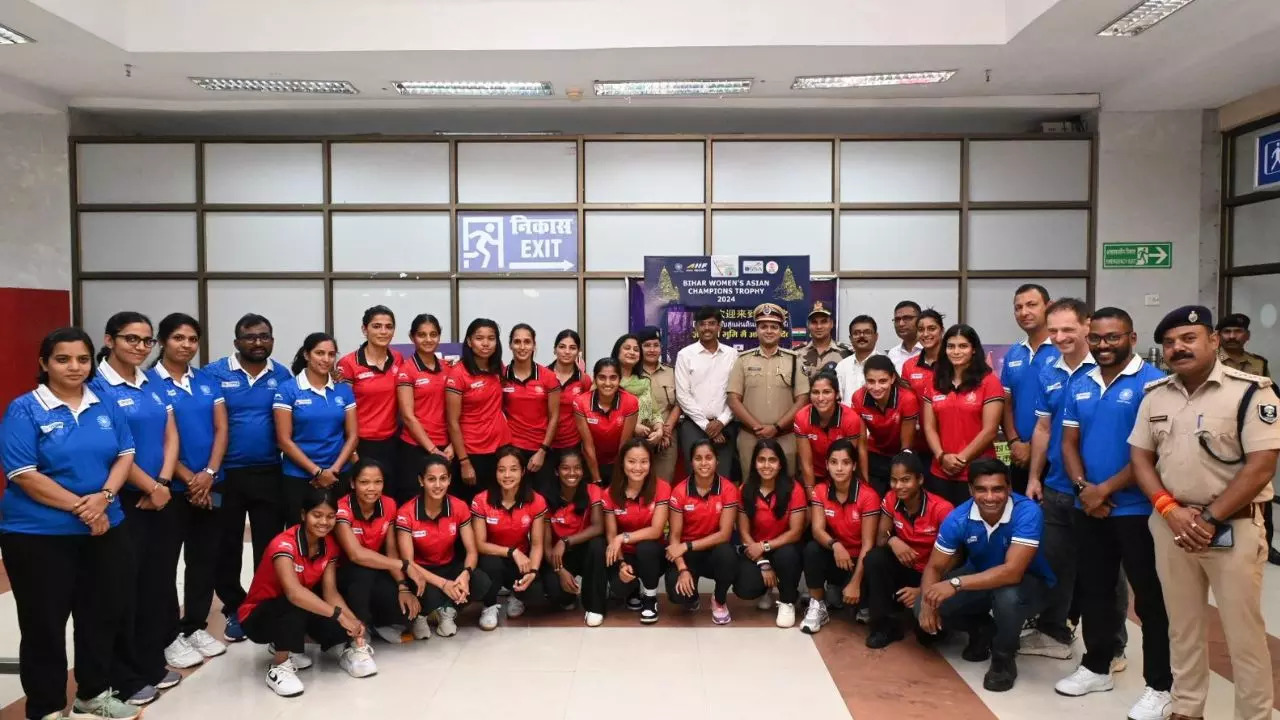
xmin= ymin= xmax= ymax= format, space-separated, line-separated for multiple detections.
xmin=446 ymin=318 xmax=512 ymax=502
xmin=921 ymin=324 xmax=1004 ymax=507
xmin=471 ymin=445 xmax=547 ymax=631
xmin=396 ymin=453 xmax=491 ymax=640
xmin=238 ymin=487 xmax=374 ymax=697
xmin=337 ymin=306 xmax=404 ymax=485
xmin=549 ymin=330 xmax=592 ymax=452
xmin=603 ymin=439 xmax=671 ymax=624
xmin=539 ymin=448 xmax=608 ymax=626
xmin=794 ymin=372 xmax=867 ymax=493
xmin=852 ymin=355 xmax=919 ymax=497
xmin=396 ymin=313 xmax=450 ymax=504
xmin=665 ymin=438 xmax=739 ymax=624
xmin=902 ymin=309 xmax=945 ymax=399
xmin=504 ymin=324 xmax=561 ymax=495
xmin=863 ymin=452 xmax=954 ymax=649
xmin=574 ymin=358 xmax=639 ymax=486
xmin=732 ymin=438 xmax=807 ymax=628
xmin=799 ymin=438 xmax=881 ymax=635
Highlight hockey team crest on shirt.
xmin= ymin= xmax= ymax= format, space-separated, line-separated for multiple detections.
xmin=520 ymin=515 xmax=531 ymax=526
xmin=267 ymin=378 xmax=279 ymax=389
xmin=335 ymin=397 xmax=346 ymax=407
xmin=1118 ymin=388 xmax=1135 ymax=403
xmin=965 ymin=392 xmax=977 ymax=402
xmin=200 ymin=385 xmax=212 ymax=396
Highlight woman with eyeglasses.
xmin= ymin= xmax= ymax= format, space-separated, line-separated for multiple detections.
xmin=337 ymin=306 xmax=404 ymax=498
xmin=637 ymin=326 xmax=681 ymax=482
xmin=396 ymin=313 xmax=451 ymax=505
xmin=540 ymin=448 xmax=608 ymax=626
xmin=503 ymin=324 xmax=562 ymax=496
xmin=89 ymin=311 xmax=183 ymax=706
xmin=603 ymin=439 xmax=670 ymax=624
xmin=446 ymin=318 xmax=512 ymax=501
xmin=471 ymin=445 xmax=547 ymax=630
xmin=575 ymin=358 xmax=639 ymax=487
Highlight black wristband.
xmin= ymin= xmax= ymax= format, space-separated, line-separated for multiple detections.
xmin=401 ymin=559 xmax=410 ymax=575
xmin=540 ymin=444 xmax=551 ymax=453
xmin=331 ymin=606 xmax=342 ymax=620
xmin=1199 ymin=508 xmax=1221 ymax=526
xmin=507 ymin=547 xmax=516 ymax=558
xmin=463 ymin=566 xmax=475 ymax=574
xmin=685 ymin=541 xmax=694 ymax=553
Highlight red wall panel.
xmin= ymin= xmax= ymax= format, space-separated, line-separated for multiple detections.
xmin=0 ymin=287 xmax=70 ymax=496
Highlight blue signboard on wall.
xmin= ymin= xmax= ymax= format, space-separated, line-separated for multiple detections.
xmin=1258 ymin=129 xmax=1280 ymax=190
xmin=457 ymin=212 xmax=578 ymax=273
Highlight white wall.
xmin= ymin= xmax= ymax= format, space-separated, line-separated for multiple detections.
xmin=0 ymin=113 xmax=71 ymax=291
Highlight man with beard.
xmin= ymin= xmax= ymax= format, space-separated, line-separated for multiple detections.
xmin=1052 ymin=307 xmax=1172 ymax=720
xmin=1130 ymin=306 xmax=1280 ymax=720
xmin=1002 ymin=284 xmax=1060 ymax=496
xmin=797 ymin=300 xmax=849 ymax=381
xmin=834 ymin=315 xmax=881 ymax=404
xmin=675 ymin=306 xmax=739 ymax=479
xmin=203 ymin=313 xmax=294 ymax=642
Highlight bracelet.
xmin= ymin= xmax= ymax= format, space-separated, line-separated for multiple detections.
xmin=312 ymin=467 xmax=324 ymax=479
xmin=685 ymin=541 xmax=694 ymax=553
xmin=540 ymin=444 xmax=551 ymax=453
xmin=1153 ymin=491 xmax=1180 ymax=517
xmin=458 ymin=456 xmax=471 ymax=465
xmin=507 ymin=547 xmax=516 ymax=558
xmin=331 ymin=606 xmax=343 ymax=620
xmin=401 ymin=559 xmax=410 ymax=575
xmin=773 ymin=423 xmax=784 ymax=434
xmin=462 ymin=566 xmax=474 ymax=574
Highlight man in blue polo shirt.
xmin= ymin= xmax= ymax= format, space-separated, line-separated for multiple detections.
xmin=915 ymin=458 xmax=1055 ymax=693
xmin=1001 ymin=284 xmax=1059 ymax=496
xmin=202 ymin=313 xmax=293 ymax=642
xmin=1053 ymin=307 xmax=1172 ymax=720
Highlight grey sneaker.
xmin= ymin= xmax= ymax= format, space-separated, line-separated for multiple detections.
xmin=70 ymin=689 xmax=141 ymax=718
xmin=156 ymin=670 xmax=182 ymax=690
xmin=124 ymin=685 xmax=157 ymax=707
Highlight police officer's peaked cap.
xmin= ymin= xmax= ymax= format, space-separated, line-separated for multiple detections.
xmin=1154 ymin=305 xmax=1213 ymax=344
xmin=1215 ymin=313 xmax=1250 ymax=332
xmin=754 ymin=303 xmax=787 ymax=324
xmin=808 ymin=300 xmax=832 ymax=319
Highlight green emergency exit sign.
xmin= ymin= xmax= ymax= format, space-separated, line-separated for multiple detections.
xmin=1102 ymin=242 xmax=1172 ymax=269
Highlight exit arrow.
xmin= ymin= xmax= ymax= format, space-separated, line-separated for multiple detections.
xmin=508 ymin=259 xmax=575 ymax=271
xmin=1148 ymin=246 xmax=1167 ymax=264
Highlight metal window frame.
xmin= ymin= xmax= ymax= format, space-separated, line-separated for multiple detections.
xmin=1219 ymin=113 xmax=1280 ymax=313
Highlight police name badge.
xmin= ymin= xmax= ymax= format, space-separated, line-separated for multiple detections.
xmin=1261 ymin=404 xmax=1278 ymax=425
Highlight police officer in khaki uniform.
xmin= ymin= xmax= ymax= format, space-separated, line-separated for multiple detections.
xmin=1129 ymin=306 xmax=1280 ymax=720
xmin=637 ymin=325 xmax=681 ymax=482
xmin=728 ymin=303 xmax=810 ymax=477
xmin=797 ymin=300 xmax=850 ymax=381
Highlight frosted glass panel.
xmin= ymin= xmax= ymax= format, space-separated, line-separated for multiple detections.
xmin=965 ymin=278 xmax=1087 ymax=345
xmin=77 ymin=144 xmax=196 ymax=204
xmin=1232 ymin=121 xmax=1280 ymax=196
xmin=457 ymin=280 xmax=577 ymax=365
xmin=840 ymin=142 xmax=961 ymax=203
xmin=969 ymin=141 xmax=1090 ymax=202
xmin=80 ymin=281 xmax=199 ymax=366
xmin=969 ymin=210 xmax=1088 ymax=270
xmin=585 ymin=279 xmax=629 ymax=364
xmin=711 ymin=212 xmax=832 ymax=271
xmin=331 ymin=143 xmax=450 ymax=204
xmin=332 ymin=213 xmax=451 ymax=272
xmin=584 ymin=142 xmax=704 ymax=203
xmin=205 ymin=213 xmax=324 ymax=272
xmin=838 ymin=280 xmax=959 ymax=345
xmin=333 ymin=281 xmax=453 ymax=352
xmin=839 ymin=212 xmax=959 ymax=271
xmin=1230 ymin=274 xmax=1280 ymax=364
xmin=457 ymin=142 xmax=577 ymax=203
xmin=712 ymin=141 xmax=832 ymax=202
xmin=206 ymin=280 xmax=325 ymax=363
xmin=1231 ymin=198 xmax=1280 ymax=267
xmin=204 ymin=143 xmax=323 ymax=204
xmin=585 ymin=212 xmax=703 ymax=272
xmin=79 ymin=212 xmax=197 ymax=272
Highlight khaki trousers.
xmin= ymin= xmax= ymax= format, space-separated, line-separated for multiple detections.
xmin=652 ymin=440 xmax=678 ymax=486
xmin=1149 ymin=508 xmax=1273 ymax=720
xmin=736 ymin=431 xmax=796 ymax=480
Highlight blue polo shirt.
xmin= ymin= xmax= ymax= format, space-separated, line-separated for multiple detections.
xmin=149 ymin=364 xmax=225 ymax=492
xmin=1062 ymin=356 xmax=1166 ymax=517
xmin=935 ymin=494 xmax=1056 ymax=587
xmin=1001 ymin=338 xmax=1059 ymax=444
xmin=1032 ymin=353 xmax=1095 ymax=495
xmin=272 ymin=373 xmax=357 ymax=479
xmin=87 ymin=362 xmax=172 ymax=486
xmin=1 ymin=386 xmax=134 ymax=535
xmin=204 ymin=355 xmax=292 ymax=469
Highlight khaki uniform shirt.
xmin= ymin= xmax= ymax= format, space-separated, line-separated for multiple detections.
xmin=645 ymin=363 xmax=678 ymax=421
xmin=728 ymin=347 xmax=810 ymax=426
xmin=798 ymin=341 xmax=850 ymax=381
xmin=1128 ymin=361 xmax=1280 ymax=505
xmin=1218 ymin=349 xmax=1270 ymax=379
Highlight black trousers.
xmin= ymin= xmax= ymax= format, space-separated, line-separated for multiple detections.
xmin=477 ymin=554 xmax=541 ymax=606
xmin=540 ymin=536 xmax=608 ymax=614
xmin=415 ymin=560 xmax=493 ymax=613
xmin=0 ymin=528 xmax=131 ymax=719
xmin=241 ymin=595 xmax=351 ymax=654
xmin=677 ymin=419 xmax=739 ymax=481
xmin=451 ymin=453 xmax=496 ymax=503
xmin=520 ymin=446 xmax=562 ymax=498
xmin=924 ymin=472 xmax=971 ymax=508
xmin=113 ymin=497 xmax=175 ymax=693
xmin=608 ymin=539 xmax=665 ymax=596
xmin=803 ymin=540 xmax=856 ymax=592
xmin=733 ymin=543 xmax=802 ymax=604
xmin=867 ymin=453 xmax=893 ymax=499
xmin=337 ymin=563 xmax=406 ymax=628
xmin=281 ymin=471 xmax=353 ymax=529
xmin=1009 ymin=464 xmax=1030 ymax=497
xmin=863 ymin=544 xmax=923 ymax=624
xmin=596 ymin=463 xmax=615 ymax=489
xmin=162 ymin=493 xmax=222 ymax=636
xmin=357 ymin=437 xmax=399 ymax=489
xmin=396 ymin=440 xmax=430 ymax=505
xmin=1077 ymin=512 xmax=1172 ymax=689
xmin=664 ymin=543 xmax=737 ymax=605
xmin=216 ymin=464 xmax=284 ymax=615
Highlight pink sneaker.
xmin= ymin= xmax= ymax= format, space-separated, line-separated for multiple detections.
xmin=711 ymin=599 xmax=732 ymax=625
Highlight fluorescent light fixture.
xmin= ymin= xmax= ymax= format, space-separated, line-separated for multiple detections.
xmin=593 ymin=79 xmax=752 ymax=97
xmin=792 ymin=70 xmax=956 ymax=90
xmin=391 ymin=81 xmax=552 ymax=97
xmin=0 ymin=24 xmax=34 ymax=44
xmin=1097 ymin=0 xmax=1196 ymax=37
xmin=189 ymin=77 xmax=358 ymax=94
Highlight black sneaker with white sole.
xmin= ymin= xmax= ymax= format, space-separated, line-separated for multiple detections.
xmin=640 ymin=595 xmax=659 ymax=624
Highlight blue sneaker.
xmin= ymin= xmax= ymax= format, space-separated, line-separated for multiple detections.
xmin=223 ymin=613 xmax=247 ymax=643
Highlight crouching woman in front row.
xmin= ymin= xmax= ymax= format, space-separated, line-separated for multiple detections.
xmin=472 ymin=445 xmax=548 ymax=630
xmin=603 ymin=438 xmax=671 ymax=624
xmin=665 ymin=438 xmax=740 ymax=624
xmin=541 ymin=448 xmax=609 ymax=627
xmin=732 ymin=438 xmax=807 ymax=629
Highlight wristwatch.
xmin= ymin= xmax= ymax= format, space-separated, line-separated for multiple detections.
xmin=621 ymin=532 xmax=631 ymax=544
xmin=762 ymin=540 xmax=773 ymax=553
xmin=949 ymin=577 xmax=963 ymax=590
xmin=1198 ymin=508 xmax=1220 ymax=527
xmin=101 ymin=488 xmax=116 ymax=503
xmin=1072 ymin=477 xmax=1088 ymax=494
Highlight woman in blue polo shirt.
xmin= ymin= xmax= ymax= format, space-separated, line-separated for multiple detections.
xmin=274 ymin=332 xmax=359 ymax=527
xmin=148 ymin=313 xmax=230 ymax=665
xmin=89 ymin=311 xmax=182 ymax=706
xmin=1 ymin=327 xmax=141 ymax=720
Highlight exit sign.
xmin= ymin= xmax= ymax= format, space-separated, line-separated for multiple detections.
xmin=1102 ymin=242 xmax=1172 ymax=269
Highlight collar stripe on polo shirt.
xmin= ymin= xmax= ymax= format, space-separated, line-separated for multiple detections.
xmin=670 ymin=476 xmax=739 ymax=542
xmin=503 ymin=363 xmax=560 ymax=451
xmin=810 ymin=480 xmax=881 ymax=554
xmin=884 ymin=491 xmax=954 ymax=572
xmin=398 ymin=496 xmax=468 ymax=567
xmin=445 ymin=362 xmax=511 ymax=454
xmin=339 ymin=347 xmax=401 ymax=441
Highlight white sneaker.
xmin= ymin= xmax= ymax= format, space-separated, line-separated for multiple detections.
xmin=855 ymin=608 xmax=871 ymax=624
xmin=339 ymin=644 xmax=377 ymax=678
xmin=265 ymin=659 xmax=304 ymax=697
xmin=1126 ymin=686 xmax=1172 ymax=720
xmin=411 ymin=615 xmax=433 ymax=641
xmin=756 ymin=591 xmax=775 ymax=611
xmin=775 ymin=602 xmax=796 ymax=628
xmin=506 ymin=595 xmax=526 ymax=619
xmin=163 ymin=636 xmax=204 ymax=669
xmin=436 ymin=607 xmax=459 ymax=637
xmin=186 ymin=629 xmax=227 ymax=658
xmin=267 ymin=644 xmax=313 ymax=670
xmin=799 ymin=599 xmax=829 ymax=634
xmin=584 ymin=611 xmax=604 ymax=627
xmin=373 ymin=625 xmax=405 ymax=644
xmin=1054 ymin=665 xmax=1114 ymax=697
xmin=479 ymin=604 xmax=501 ymax=631
xmin=1019 ymin=629 xmax=1074 ymax=659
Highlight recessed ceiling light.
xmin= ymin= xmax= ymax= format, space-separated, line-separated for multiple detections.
xmin=593 ymin=79 xmax=752 ymax=97
xmin=189 ymin=77 xmax=358 ymax=94
xmin=1097 ymin=0 xmax=1196 ymax=37
xmin=0 ymin=24 xmax=34 ymax=44
xmin=792 ymin=71 xmax=956 ymax=90
xmin=391 ymin=81 xmax=553 ymax=97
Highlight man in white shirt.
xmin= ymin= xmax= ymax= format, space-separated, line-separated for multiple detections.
xmin=674 ymin=306 xmax=740 ymax=479
xmin=884 ymin=300 xmax=923 ymax=374
xmin=834 ymin=314 xmax=880 ymax=404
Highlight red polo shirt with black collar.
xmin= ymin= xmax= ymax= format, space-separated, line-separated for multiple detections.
xmin=880 ymin=490 xmax=954 ymax=572
xmin=396 ymin=495 xmax=471 ymax=567
xmin=338 ymin=345 xmax=404 ymax=441
xmin=470 ymin=490 xmax=548 ymax=554
xmin=239 ymin=525 xmax=338 ymax=622
xmin=810 ymin=481 xmax=881 ymax=555
xmin=397 ymin=353 xmax=450 ymax=449
xmin=668 ymin=476 xmax=740 ymax=542
xmin=792 ymin=403 xmax=865 ymax=480
xmin=574 ymin=390 xmax=639 ymax=466
xmin=502 ymin=363 xmax=562 ymax=452
xmin=335 ymin=493 xmax=397 ymax=554
xmin=852 ymin=384 xmax=920 ymax=456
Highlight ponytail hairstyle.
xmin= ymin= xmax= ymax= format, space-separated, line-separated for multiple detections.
xmin=826 ymin=437 xmax=859 ymax=479
xmin=487 ymin=444 xmax=534 ymax=506
xmin=362 ymin=305 xmax=396 ymax=328
xmin=37 ymin=327 xmax=96 ymax=385
xmin=291 ymin=332 xmax=337 ymax=376
xmin=151 ymin=312 xmax=201 ymax=369
xmin=461 ymin=318 xmax=502 ymax=375
xmin=548 ymin=446 xmax=590 ymax=515
xmin=98 ymin=311 xmax=152 ymax=363
xmin=741 ymin=437 xmax=794 ymax=521
xmin=409 ymin=313 xmax=442 ymax=338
